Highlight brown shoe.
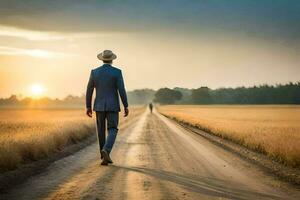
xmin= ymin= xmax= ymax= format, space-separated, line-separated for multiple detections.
xmin=107 ymin=154 xmax=113 ymax=164
xmin=108 ymin=160 xmax=113 ymax=164
xmin=101 ymin=150 xmax=110 ymax=165
xmin=101 ymin=149 xmax=113 ymax=164
xmin=101 ymin=159 xmax=108 ymax=165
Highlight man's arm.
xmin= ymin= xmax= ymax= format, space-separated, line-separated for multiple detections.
xmin=117 ymin=70 xmax=129 ymax=116
xmin=86 ymin=70 xmax=94 ymax=117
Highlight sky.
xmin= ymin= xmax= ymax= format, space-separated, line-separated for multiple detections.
xmin=0 ymin=0 xmax=299 ymax=98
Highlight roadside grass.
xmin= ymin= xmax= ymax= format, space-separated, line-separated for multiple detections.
xmin=158 ymin=105 xmax=300 ymax=168
xmin=0 ymin=107 xmax=145 ymax=172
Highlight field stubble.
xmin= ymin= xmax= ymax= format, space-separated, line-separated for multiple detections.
xmin=158 ymin=105 xmax=300 ymax=168
xmin=0 ymin=107 xmax=145 ymax=172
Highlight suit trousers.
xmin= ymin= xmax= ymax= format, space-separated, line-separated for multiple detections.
xmin=95 ymin=111 xmax=119 ymax=155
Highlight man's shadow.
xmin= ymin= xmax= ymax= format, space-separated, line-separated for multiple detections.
xmin=111 ymin=165 xmax=282 ymax=200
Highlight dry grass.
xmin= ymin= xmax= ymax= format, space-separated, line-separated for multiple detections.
xmin=158 ymin=105 xmax=300 ymax=168
xmin=0 ymin=107 xmax=145 ymax=172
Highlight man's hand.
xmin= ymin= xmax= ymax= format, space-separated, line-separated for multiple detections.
xmin=86 ymin=108 xmax=93 ymax=118
xmin=124 ymin=107 xmax=129 ymax=117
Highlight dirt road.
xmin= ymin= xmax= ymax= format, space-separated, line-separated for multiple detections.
xmin=1 ymin=110 xmax=300 ymax=200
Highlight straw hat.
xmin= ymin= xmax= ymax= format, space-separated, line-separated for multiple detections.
xmin=97 ymin=50 xmax=117 ymax=61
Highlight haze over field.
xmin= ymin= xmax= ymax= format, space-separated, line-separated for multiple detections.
xmin=0 ymin=0 xmax=299 ymax=98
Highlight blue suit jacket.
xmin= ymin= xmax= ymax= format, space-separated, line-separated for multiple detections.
xmin=86 ymin=64 xmax=128 ymax=112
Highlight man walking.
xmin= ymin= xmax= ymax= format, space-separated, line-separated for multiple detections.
xmin=149 ymin=103 xmax=153 ymax=113
xmin=86 ymin=50 xmax=129 ymax=165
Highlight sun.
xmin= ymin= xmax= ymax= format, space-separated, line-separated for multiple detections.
xmin=30 ymin=84 xmax=45 ymax=97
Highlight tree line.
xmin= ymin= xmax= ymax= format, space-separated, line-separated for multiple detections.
xmin=153 ymin=82 xmax=300 ymax=104
xmin=0 ymin=82 xmax=299 ymax=108
xmin=0 ymin=90 xmax=156 ymax=108
xmin=0 ymin=95 xmax=86 ymax=108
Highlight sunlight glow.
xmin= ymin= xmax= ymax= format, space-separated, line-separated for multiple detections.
xmin=30 ymin=84 xmax=45 ymax=97
xmin=0 ymin=25 xmax=65 ymax=41
xmin=25 ymin=49 xmax=52 ymax=58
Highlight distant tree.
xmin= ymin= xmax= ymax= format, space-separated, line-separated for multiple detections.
xmin=208 ymin=82 xmax=300 ymax=104
xmin=8 ymin=95 xmax=18 ymax=102
xmin=154 ymin=88 xmax=182 ymax=104
xmin=127 ymin=89 xmax=155 ymax=104
xmin=173 ymin=87 xmax=192 ymax=104
xmin=192 ymin=87 xmax=212 ymax=104
xmin=20 ymin=97 xmax=33 ymax=106
xmin=63 ymin=95 xmax=84 ymax=106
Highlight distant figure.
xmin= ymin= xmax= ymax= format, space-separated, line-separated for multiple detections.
xmin=86 ymin=50 xmax=129 ymax=166
xmin=149 ymin=103 xmax=153 ymax=113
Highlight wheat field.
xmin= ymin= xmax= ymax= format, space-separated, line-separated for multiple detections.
xmin=158 ymin=105 xmax=300 ymax=168
xmin=0 ymin=107 xmax=145 ymax=172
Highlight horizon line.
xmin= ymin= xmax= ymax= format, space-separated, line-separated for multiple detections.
xmin=1 ymin=81 xmax=299 ymax=100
